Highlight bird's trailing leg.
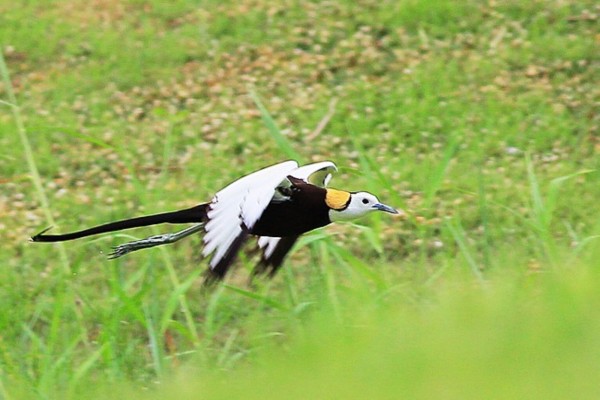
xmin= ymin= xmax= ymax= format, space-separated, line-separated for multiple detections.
xmin=108 ymin=223 xmax=205 ymax=259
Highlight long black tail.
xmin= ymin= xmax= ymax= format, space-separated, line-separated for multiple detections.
xmin=31 ymin=204 xmax=209 ymax=243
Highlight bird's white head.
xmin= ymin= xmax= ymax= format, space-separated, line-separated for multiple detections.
xmin=327 ymin=190 xmax=398 ymax=222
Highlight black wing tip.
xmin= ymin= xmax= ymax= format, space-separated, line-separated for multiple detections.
xmin=202 ymin=269 xmax=226 ymax=287
xmin=30 ymin=226 xmax=54 ymax=242
xmin=251 ymin=236 xmax=298 ymax=278
xmin=250 ymin=256 xmax=276 ymax=279
xmin=202 ymin=232 xmax=249 ymax=285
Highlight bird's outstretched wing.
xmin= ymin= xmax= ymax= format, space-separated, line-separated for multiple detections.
xmin=253 ymin=161 xmax=337 ymax=277
xmin=202 ymin=160 xmax=299 ymax=278
xmin=290 ymin=161 xmax=337 ymax=186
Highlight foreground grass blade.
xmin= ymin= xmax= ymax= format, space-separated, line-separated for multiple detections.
xmin=224 ymin=284 xmax=287 ymax=311
xmin=445 ymin=218 xmax=484 ymax=283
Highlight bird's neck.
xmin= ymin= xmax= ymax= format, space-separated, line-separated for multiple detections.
xmin=324 ymin=189 xmax=351 ymax=210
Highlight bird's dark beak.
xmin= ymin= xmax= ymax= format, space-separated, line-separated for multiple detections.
xmin=373 ymin=203 xmax=399 ymax=214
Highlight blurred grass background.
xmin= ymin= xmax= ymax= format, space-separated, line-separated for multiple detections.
xmin=1 ymin=0 xmax=599 ymax=398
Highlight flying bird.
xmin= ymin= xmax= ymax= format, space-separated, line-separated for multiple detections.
xmin=31 ymin=160 xmax=398 ymax=281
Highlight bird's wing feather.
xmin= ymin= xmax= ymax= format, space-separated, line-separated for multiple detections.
xmin=202 ymin=160 xmax=298 ymax=270
xmin=289 ymin=161 xmax=337 ymax=187
xmin=240 ymin=162 xmax=304 ymax=230
xmin=253 ymin=161 xmax=337 ymax=276
xmin=257 ymin=236 xmax=281 ymax=260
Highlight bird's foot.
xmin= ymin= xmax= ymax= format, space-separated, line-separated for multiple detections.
xmin=108 ymin=234 xmax=174 ymax=259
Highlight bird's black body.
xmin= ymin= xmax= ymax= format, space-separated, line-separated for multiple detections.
xmin=250 ymin=177 xmax=331 ymax=237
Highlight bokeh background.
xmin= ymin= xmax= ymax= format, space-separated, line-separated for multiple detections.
xmin=1 ymin=1 xmax=599 ymax=398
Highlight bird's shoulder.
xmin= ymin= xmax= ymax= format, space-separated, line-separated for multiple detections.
xmin=276 ymin=176 xmax=352 ymax=212
xmin=274 ymin=176 xmax=327 ymax=201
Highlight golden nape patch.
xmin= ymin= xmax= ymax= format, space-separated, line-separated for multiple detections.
xmin=325 ymin=189 xmax=351 ymax=210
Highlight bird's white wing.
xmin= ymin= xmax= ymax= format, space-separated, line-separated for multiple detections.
xmin=239 ymin=162 xmax=305 ymax=230
xmin=203 ymin=160 xmax=298 ymax=270
xmin=257 ymin=236 xmax=280 ymax=260
xmin=254 ymin=161 xmax=337 ymax=275
xmin=289 ymin=161 xmax=337 ymax=186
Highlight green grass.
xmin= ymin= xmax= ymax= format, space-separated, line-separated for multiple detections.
xmin=1 ymin=0 xmax=599 ymax=399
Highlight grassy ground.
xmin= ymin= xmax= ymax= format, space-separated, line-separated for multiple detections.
xmin=1 ymin=0 xmax=599 ymax=398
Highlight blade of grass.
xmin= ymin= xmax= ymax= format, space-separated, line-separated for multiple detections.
xmin=282 ymin=263 xmax=300 ymax=309
xmin=157 ymin=243 xmax=201 ymax=348
xmin=423 ymin=135 xmax=459 ymax=211
xmin=317 ymin=239 xmax=341 ymax=321
xmin=249 ymin=90 xmax=302 ymax=161
xmin=107 ymin=217 xmax=201 ymax=349
xmin=526 ymin=153 xmax=547 ymax=229
xmin=216 ymin=329 xmax=240 ymax=369
xmin=29 ymin=125 xmax=114 ymax=149
xmin=571 ymin=235 xmax=600 ymax=259
xmin=477 ymin=163 xmax=491 ymax=269
xmin=327 ymin=242 xmax=387 ymax=290
xmin=202 ymin=285 xmax=226 ymax=342
xmin=159 ymin=267 xmax=204 ymax=336
xmin=445 ymin=218 xmax=484 ymax=283
xmin=144 ymin=304 xmax=164 ymax=378
xmin=296 ymin=231 xmax=334 ymax=248
xmin=352 ymin=224 xmax=384 ymax=254
xmin=347 ymin=129 xmax=397 ymax=194
xmin=524 ymin=158 xmax=593 ymax=262
xmin=545 ymin=169 xmax=594 ymax=226
xmin=223 ymin=284 xmax=287 ymax=311
xmin=0 ymin=51 xmax=71 ymax=275
xmin=68 ymin=343 xmax=108 ymax=396
xmin=107 ymin=263 xmax=147 ymax=324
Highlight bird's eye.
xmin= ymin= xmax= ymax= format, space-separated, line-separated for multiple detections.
xmin=362 ymin=198 xmax=369 ymax=204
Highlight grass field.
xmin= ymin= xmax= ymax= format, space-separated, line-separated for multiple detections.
xmin=1 ymin=0 xmax=599 ymax=398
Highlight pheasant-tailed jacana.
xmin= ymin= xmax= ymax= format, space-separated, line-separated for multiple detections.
xmin=32 ymin=161 xmax=398 ymax=281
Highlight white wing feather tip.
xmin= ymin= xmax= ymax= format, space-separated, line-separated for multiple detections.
xmin=289 ymin=161 xmax=337 ymax=186
xmin=258 ymin=236 xmax=281 ymax=260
